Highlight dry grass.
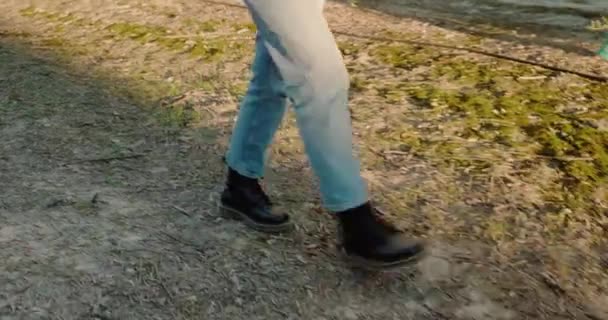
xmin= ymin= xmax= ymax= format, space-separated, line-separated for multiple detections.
xmin=1 ymin=0 xmax=607 ymax=319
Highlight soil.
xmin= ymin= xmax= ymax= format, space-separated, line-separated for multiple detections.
xmin=1 ymin=1 xmax=607 ymax=319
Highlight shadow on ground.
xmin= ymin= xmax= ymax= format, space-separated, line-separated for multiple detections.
xmin=0 ymin=1 xmax=604 ymax=317
xmin=0 ymin=33 xmax=484 ymax=320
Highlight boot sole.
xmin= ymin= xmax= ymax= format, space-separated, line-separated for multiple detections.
xmin=218 ymin=202 xmax=294 ymax=234
xmin=342 ymin=245 xmax=428 ymax=271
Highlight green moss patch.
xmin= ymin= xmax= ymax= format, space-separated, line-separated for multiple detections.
xmin=365 ymin=44 xmax=608 ymax=223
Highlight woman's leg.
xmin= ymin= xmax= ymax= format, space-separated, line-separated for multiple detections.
xmin=226 ymin=33 xmax=288 ymax=179
xmin=223 ymin=0 xmax=425 ymax=268
xmin=243 ymin=0 xmax=368 ymax=212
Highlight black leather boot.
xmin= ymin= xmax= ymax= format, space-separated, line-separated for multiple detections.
xmin=219 ymin=168 xmax=293 ymax=233
xmin=337 ymin=203 xmax=425 ymax=269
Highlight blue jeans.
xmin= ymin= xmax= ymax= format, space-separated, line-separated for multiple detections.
xmin=226 ymin=0 xmax=368 ymax=212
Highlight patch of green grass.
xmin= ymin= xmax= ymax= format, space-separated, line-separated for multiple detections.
xmin=338 ymin=40 xmax=362 ymax=57
xmin=232 ymin=21 xmax=256 ymax=33
xmin=371 ymin=52 xmax=608 ymax=217
xmin=106 ymin=21 xmax=248 ymax=61
xmin=157 ymin=104 xmax=200 ymax=128
xmin=107 ymin=22 xmax=170 ymax=43
xmin=350 ymin=75 xmax=370 ymax=93
xmin=16 ymin=8 xmax=214 ymax=129
xmin=20 ymin=8 xmax=250 ymax=62
xmin=588 ymin=16 xmax=608 ymax=31
xmin=19 ymin=6 xmax=37 ymax=17
xmin=184 ymin=18 xmax=225 ymax=32
xmin=20 ymin=6 xmax=77 ymax=23
xmin=40 ymin=37 xmax=67 ymax=47
xmin=188 ymin=38 xmax=242 ymax=60
xmin=228 ymin=81 xmax=248 ymax=100
xmin=110 ymin=76 xmax=201 ymax=128
xmin=371 ymin=43 xmax=443 ymax=70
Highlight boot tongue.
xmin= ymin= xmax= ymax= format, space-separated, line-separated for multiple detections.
xmin=227 ymin=169 xmax=272 ymax=206
xmin=251 ymin=183 xmax=272 ymax=206
xmin=338 ymin=203 xmax=398 ymax=241
xmin=344 ymin=204 xmax=396 ymax=228
xmin=235 ymin=179 xmax=271 ymax=207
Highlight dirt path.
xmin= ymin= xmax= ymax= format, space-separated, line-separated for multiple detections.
xmin=0 ymin=35 xmax=506 ymax=320
xmin=1 ymin=1 xmax=607 ymax=319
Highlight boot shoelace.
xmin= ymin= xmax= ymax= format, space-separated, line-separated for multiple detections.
xmin=371 ymin=207 xmax=400 ymax=234
xmin=251 ymin=182 xmax=272 ymax=206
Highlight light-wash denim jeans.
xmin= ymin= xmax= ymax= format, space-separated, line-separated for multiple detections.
xmin=226 ymin=0 xmax=368 ymax=212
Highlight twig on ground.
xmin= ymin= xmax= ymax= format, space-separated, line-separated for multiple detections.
xmin=423 ymin=303 xmax=451 ymax=320
xmin=157 ymin=230 xmax=206 ymax=255
xmin=334 ymin=31 xmax=608 ymax=83
xmin=270 ymin=298 xmax=290 ymax=318
xmin=383 ymin=150 xmax=410 ymax=156
xmin=518 ymin=75 xmax=548 ymax=80
xmin=197 ymin=0 xmax=608 ymax=83
xmin=73 ymin=153 xmax=145 ymax=164
xmin=171 ymin=205 xmax=192 ymax=217
xmin=584 ymin=311 xmax=605 ymax=320
xmin=110 ymin=247 xmax=202 ymax=257
xmin=90 ymin=313 xmax=116 ymax=320
xmin=157 ymin=280 xmax=175 ymax=303
xmin=367 ymin=146 xmax=388 ymax=160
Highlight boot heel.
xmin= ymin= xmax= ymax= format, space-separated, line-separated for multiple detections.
xmin=217 ymin=202 xmax=232 ymax=217
xmin=218 ymin=203 xmax=242 ymax=220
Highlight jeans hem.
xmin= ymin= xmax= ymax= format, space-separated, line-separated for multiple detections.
xmin=226 ymin=157 xmax=264 ymax=180
xmin=324 ymin=198 xmax=368 ymax=213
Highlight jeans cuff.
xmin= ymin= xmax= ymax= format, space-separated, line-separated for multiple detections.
xmin=323 ymin=198 xmax=368 ymax=213
xmin=226 ymin=157 xmax=264 ymax=179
